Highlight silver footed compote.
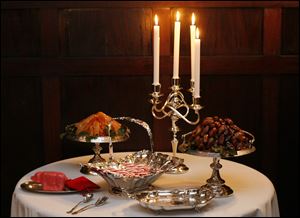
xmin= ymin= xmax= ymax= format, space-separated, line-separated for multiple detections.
xmin=179 ymin=130 xmax=255 ymax=197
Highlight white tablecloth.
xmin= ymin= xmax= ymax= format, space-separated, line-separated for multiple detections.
xmin=11 ymin=152 xmax=280 ymax=217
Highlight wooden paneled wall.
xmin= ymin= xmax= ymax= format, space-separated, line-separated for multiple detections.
xmin=1 ymin=1 xmax=299 ymax=216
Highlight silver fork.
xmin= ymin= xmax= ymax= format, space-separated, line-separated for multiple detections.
xmin=71 ymin=196 xmax=108 ymax=215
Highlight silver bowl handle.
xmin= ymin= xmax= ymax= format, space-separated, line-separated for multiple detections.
xmin=113 ymin=117 xmax=154 ymax=152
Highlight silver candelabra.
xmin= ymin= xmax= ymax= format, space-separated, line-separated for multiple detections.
xmin=150 ymin=78 xmax=203 ymax=174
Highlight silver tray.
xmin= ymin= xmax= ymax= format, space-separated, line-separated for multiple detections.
xmin=61 ymin=123 xmax=130 ymax=143
xmin=134 ymin=188 xmax=215 ymax=212
xmin=187 ymin=146 xmax=256 ymax=158
xmin=20 ymin=181 xmax=79 ymax=194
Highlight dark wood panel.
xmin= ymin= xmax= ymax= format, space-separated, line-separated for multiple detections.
xmin=1 ymin=9 xmax=41 ymax=57
xmin=281 ymin=8 xmax=299 ymax=55
xmin=1 ymin=77 xmax=43 ymax=217
xmin=2 ymin=56 xmax=298 ymax=77
xmin=60 ymin=76 xmax=154 ymax=158
xmin=60 ymin=8 xmax=152 ymax=56
xmin=1 ymin=77 xmax=43 ymax=165
xmin=193 ymin=75 xmax=262 ymax=134
xmin=2 ymin=1 xmax=299 ymax=9
xmin=40 ymin=8 xmax=59 ymax=56
xmin=173 ymin=8 xmax=263 ymax=56
xmin=278 ymin=75 xmax=299 ymax=216
xmin=1 ymin=1 xmax=299 ymax=217
xmin=42 ymin=77 xmax=62 ymax=163
xmin=261 ymin=77 xmax=280 ymax=181
xmin=263 ymin=8 xmax=281 ymax=55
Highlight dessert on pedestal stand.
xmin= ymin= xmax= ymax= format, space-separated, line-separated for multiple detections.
xmin=61 ymin=116 xmax=155 ymax=174
xmin=62 ymin=122 xmax=130 ymax=174
xmin=179 ymin=130 xmax=255 ymax=197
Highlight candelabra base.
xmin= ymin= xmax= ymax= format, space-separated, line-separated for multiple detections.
xmin=166 ymin=163 xmax=189 ymax=174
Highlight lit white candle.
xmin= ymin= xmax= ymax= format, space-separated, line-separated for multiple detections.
xmin=190 ymin=13 xmax=196 ymax=82
xmin=173 ymin=11 xmax=181 ymax=79
xmin=153 ymin=15 xmax=160 ymax=86
xmin=194 ymin=28 xmax=201 ymax=98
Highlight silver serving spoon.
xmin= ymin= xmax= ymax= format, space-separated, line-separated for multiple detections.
xmin=71 ymin=196 xmax=108 ymax=215
xmin=66 ymin=192 xmax=94 ymax=214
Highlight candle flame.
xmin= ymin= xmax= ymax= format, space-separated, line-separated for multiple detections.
xmin=196 ymin=28 xmax=200 ymax=39
xmin=176 ymin=11 xmax=180 ymax=21
xmin=192 ymin=13 xmax=195 ymax=25
xmin=154 ymin=14 xmax=158 ymax=25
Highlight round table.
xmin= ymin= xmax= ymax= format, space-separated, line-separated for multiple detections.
xmin=11 ymin=152 xmax=280 ymax=217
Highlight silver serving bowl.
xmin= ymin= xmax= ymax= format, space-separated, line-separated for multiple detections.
xmin=89 ymin=150 xmax=183 ymax=194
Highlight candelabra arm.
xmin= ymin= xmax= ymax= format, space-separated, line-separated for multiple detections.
xmin=113 ymin=117 xmax=154 ymax=152
xmin=168 ymin=105 xmax=200 ymax=125
xmin=151 ymin=91 xmax=180 ymax=119
xmin=149 ymin=80 xmax=202 ymax=174
xmin=151 ymin=104 xmax=171 ymax=120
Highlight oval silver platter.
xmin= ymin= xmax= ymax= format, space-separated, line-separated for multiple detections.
xmin=134 ymin=188 xmax=215 ymax=212
xmin=20 ymin=181 xmax=78 ymax=194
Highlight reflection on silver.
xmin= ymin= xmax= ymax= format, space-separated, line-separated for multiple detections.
xmin=134 ymin=187 xmax=215 ymax=212
xmin=87 ymin=150 xmax=183 ymax=194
